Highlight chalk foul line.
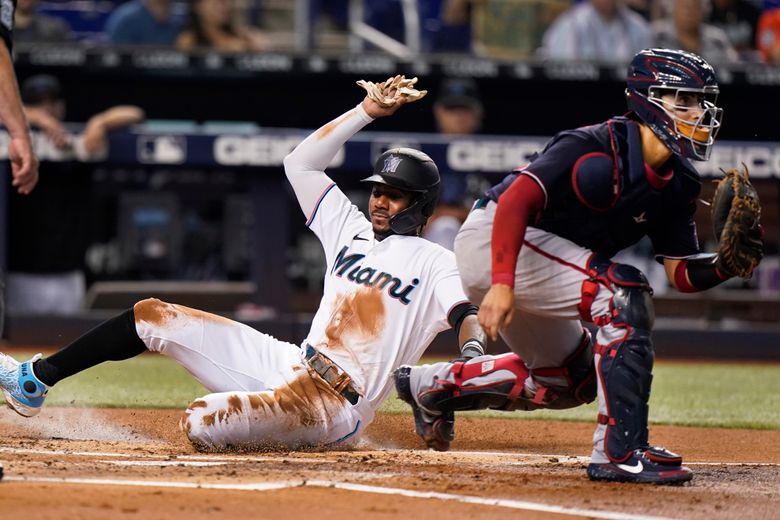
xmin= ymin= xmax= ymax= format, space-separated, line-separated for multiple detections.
xmin=2 ymin=474 xmax=678 ymax=520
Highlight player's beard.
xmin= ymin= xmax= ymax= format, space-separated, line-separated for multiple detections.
xmin=371 ymin=212 xmax=392 ymax=240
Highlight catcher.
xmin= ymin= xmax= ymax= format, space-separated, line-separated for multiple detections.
xmin=395 ymin=48 xmax=763 ymax=484
xmin=0 ymin=75 xmax=489 ymax=450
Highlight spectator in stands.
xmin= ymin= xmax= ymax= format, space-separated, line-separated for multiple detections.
xmin=422 ymin=78 xmax=488 ymax=250
xmin=305 ymin=0 xmax=349 ymax=51
xmin=363 ymin=0 xmax=405 ymax=45
xmin=105 ymin=0 xmax=184 ymax=46
xmin=308 ymin=0 xmax=348 ymax=32
xmin=652 ymin=0 xmax=740 ymax=64
xmin=709 ymin=0 xmax=761 ymax=59
xmin=175 ymin=0 xmax=269 ymax=52
xmin=538 ymin=0 xmax=652 ymax=61
xmin=6 ymin=75 xmax=145 ymax=316
xmin=757 ymin=1 xmax=780 ymax=63
xmin=356 ymin=0 xmax=472 ymax=54
xmin=623 ymin=0 xmax=659 ymax=21
xmin=423 ymin=0 xmax=473 ymax=52
xmin=433 ymin=78 xmax=483 ymax=137
xmin=13 ymin=0 xmax=72 ymax=43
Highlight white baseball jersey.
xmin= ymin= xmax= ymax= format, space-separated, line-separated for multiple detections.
xmin=285 ymin=104 xmax=469 ymax=409
xmin=145 ymin=104 xmax=469 ymax=451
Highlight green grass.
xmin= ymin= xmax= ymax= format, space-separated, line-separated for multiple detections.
xmin=4 ymin=352 xmax=780 ymax=429
xmin=384 ymin=361 xmax=780 ymax=430
xmin=7 ymin=352 xmax=208 ymax=409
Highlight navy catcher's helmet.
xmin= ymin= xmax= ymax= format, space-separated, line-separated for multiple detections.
xmin=362 ymin=148 xmax=440 ymax=235
xmin=626 ymin=48 xmax=723 ymax=161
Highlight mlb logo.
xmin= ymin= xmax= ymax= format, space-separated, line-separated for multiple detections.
xmin=370 ymin=140 xmax=421 ymax=167
xmin=381 ymin=155 xmax=403 ymax=173
xmin=137 ymin=136 xmax=187 ymax=164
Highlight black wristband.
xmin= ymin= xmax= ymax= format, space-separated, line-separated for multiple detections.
xmin=686 ymin=256 xmax=730 ymax=291
xmin=448 ymin=302 xmax=478 ymax=335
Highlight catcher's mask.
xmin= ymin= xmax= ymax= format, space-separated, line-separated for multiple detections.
xmin=626 ymin=48 xmax=723 ymax=161
xmin=362 ymin=148 xmax=440 ymax=236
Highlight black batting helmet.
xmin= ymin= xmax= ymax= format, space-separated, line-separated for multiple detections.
xmin=361 ymin=148 xmax=440 ymax=235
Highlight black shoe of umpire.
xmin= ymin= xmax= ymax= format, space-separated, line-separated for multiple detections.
xmin=394 ymin=366 xmax=454 ymax=452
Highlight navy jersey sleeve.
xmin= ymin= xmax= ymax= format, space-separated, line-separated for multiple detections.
xmin=647 ymin=200 xmax=700 ymax=259
xmin=519 ymin=132 xmax=598 ymax=207
xmin=647 ymin=161 xmax=702 ymax=259
xmin=0 ymin=0 xmax=14 ymax=51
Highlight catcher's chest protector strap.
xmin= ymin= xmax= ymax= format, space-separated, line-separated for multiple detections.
xmin=578 ymin=277 xmax=600 ymax=323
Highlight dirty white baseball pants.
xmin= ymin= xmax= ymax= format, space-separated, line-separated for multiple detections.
xmin=133 ymin=299 xmax=371 ymax=450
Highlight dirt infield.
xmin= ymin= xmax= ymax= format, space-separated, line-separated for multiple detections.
xmin=1 ymin=408 xmax=779 ymax=520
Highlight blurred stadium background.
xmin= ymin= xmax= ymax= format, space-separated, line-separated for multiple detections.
xmin=1 ymin=0 xmax=778 ymax=358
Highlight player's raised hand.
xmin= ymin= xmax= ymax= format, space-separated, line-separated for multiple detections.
xmin=361 ymin=95 xmax=407 ymax=118
xmin=477 ymin=283 xmax=515 ymax=342
xmin=357 ymin=75 xmax=427 ymax=119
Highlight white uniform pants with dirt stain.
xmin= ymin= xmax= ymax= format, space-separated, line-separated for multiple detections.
xmin=133 ymin=299 xmax=371 ymax=450
xmin=452 ymin=201 xmax=640 ymax=463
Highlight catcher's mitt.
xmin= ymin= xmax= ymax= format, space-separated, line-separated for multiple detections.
xmin=711 ymin=165 xmax=763 ymax=279
xmin=356 ymin=75 xmax=427 ymax=107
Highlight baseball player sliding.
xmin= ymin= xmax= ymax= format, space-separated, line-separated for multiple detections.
xmin=0 ymin=76 xmax=487 ymax=450
xmin=395 ymin=49 xmax=763 ymax=484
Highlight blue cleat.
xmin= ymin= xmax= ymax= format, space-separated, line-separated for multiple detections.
xmin=0 ymin=353 xmax=49 ymax=417
xmin=587 ymin=446 xmax=693 ymax=484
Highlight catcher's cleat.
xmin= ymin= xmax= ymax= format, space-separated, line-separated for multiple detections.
xmin=394 ymin=366 xmax=454 ymax=451
xmin=587 ymin=446 xmax=692 ymax=485
xmin=0 ymin=353 xmax=49 ymax=417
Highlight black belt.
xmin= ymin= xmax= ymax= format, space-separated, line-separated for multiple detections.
xmin=304 ymin=345 xmax=360 ymax=405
